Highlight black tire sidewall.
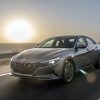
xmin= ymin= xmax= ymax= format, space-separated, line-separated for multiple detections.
xmin=62 ymin=61 xmax=74 ymax=83
xmin=97 ymin=59 xmax=100 ymax=68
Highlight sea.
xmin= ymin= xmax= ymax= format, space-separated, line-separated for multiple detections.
xmin=0 ymin=43 xmax=38 ymax=53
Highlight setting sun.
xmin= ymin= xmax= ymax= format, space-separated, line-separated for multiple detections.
xmin=5 ymin=19 xmax=35 ymax=43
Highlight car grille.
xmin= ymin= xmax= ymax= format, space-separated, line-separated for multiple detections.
xmin=11 ymin=62 xmax=39 ymax=74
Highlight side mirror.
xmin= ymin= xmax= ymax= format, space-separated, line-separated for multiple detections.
xmin=76 ymin=44 xmax=87 ymax=49
xmin=74 ymin=44 xmax=86 ymax=52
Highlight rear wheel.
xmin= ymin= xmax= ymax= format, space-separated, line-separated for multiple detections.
xmin=95 ymin=51 xmax=100 ymax=69
xmin=95 ymin=59 xmax=100 ymax=69
xmin=62 ymin=61 xmax=75 ymax=83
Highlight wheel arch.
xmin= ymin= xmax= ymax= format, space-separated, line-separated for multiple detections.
xmin=63 ymin=57 xmax=76 ymax=72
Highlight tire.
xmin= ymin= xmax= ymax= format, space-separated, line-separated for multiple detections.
xmin=95 ymin=59 xmax=100 ymax=69
xmin=62 ymin=60 xmax=75 ymax=83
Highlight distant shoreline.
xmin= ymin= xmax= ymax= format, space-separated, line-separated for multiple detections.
xmin=0 ymin=43 xmax=38 ymax=59
xmin=0 ymin=43 xmax=38 ymax=52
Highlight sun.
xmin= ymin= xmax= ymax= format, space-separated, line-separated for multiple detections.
xmin=5 ymin=19 xmax=34 ymax=43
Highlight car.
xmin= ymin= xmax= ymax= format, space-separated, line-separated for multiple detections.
xmin=10 ymin=35 xmax=100 ymax=83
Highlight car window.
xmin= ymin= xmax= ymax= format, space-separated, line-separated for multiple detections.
xmin=55 ymin=40 xmax=64 ymax=47
xmin=86 ymin=38 xmax=94 ymax=46
xmin=40 ymin=39 xmax=54 ymax=48
xmin=77 ymin=37 xmax=87 ymax=46
xmin=37 ymin=37 xmax=76 ymax=48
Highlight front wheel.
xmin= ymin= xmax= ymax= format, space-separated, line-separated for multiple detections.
xmin=62 ymin=61 xmax=75 ymax=83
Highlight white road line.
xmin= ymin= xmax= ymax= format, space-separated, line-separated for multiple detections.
xmin=0 ymin=72 xmax=11 ymax=77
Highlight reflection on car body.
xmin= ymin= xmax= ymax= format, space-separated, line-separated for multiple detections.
xmin=10 ymin=35 xmax=100 ymax=83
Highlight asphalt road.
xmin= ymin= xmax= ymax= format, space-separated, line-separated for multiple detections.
xmin=0 ymin=64 xmax=100 ymax=100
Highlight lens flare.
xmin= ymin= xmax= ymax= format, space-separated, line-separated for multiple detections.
xmin=86 ymin=72 xmax=96 ymax=84
xmin=80 ymin=69 xmax=96 ymax=84
xmin=5 ymin=19 xmax=35 ymax=43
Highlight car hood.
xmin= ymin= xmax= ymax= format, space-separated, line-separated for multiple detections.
xmin=13 ymin=48 xmax=73 ymax=62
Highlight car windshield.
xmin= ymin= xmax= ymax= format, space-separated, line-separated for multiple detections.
xmin=37 ymin=36 xmax=77 ymax=48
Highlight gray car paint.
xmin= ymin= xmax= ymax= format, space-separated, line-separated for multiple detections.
xmin=10 ymin=35 xmax=99 ymax=80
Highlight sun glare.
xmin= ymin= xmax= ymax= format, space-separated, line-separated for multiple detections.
xmin=5 ymin=19 xmax=35 ymax=43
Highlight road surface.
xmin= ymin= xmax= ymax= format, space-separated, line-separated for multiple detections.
xmin=0 ymin=62 xmax=100 ymax=100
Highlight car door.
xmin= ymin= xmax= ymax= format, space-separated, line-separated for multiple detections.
xmin=73 ymin=37 xmax=93 ymax=69
xmin=85 ymin=37 xmax=98 ymax=64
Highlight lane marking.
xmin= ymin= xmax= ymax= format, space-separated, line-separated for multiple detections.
xmin=0 ymin=72 xmax=11 ymax=77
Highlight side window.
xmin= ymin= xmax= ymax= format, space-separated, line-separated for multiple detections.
xmin=86 ymin=38 xmax=94 ymax=46
xmin=77 ymin=37 xmax=87 ymax=47
xmin=69 ymin=39 xmax=75 ymax=43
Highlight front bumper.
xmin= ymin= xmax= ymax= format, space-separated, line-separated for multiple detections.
xmin=11 ymin=71 xmax=60 ymax=80
xmin=10 ymin=62 xmax=63 ymax=80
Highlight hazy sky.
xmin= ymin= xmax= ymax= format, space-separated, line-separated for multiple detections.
xmin=0 ymin=0 xmax=100 ymax=43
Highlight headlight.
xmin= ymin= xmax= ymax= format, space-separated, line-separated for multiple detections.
xmin=40 ymin=57 xmax=60 ymax=66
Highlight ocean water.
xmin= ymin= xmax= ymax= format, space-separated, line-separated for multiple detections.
xmin=0 ymin=43 xmax=38 ymax=53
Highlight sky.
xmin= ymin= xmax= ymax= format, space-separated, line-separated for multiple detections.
xmin=0 ymin=0 xmax=100 ymax=43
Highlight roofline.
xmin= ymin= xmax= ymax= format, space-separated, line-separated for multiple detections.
xmin=49 ymin=35 xmax=86 ymax=38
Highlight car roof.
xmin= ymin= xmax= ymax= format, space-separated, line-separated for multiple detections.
xmin=50 ymin=35 xmax=85 ymax=38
